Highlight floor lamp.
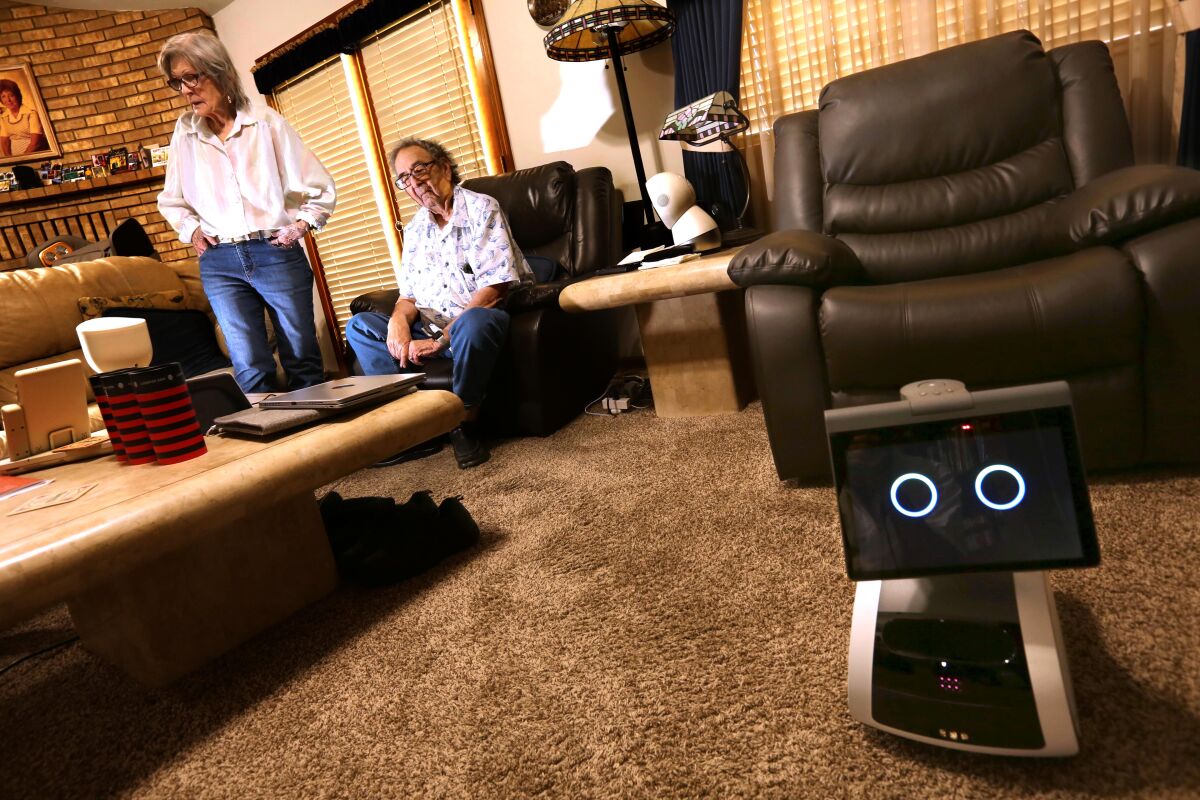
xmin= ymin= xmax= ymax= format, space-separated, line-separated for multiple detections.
xmin=545 ymin=0 xmax=675 ymax=246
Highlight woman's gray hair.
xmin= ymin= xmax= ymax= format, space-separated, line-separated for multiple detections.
xmin=388 ymin=137 xmax=461 ymax=186
xmin=157 ymin=30 xmax=249 ymax=112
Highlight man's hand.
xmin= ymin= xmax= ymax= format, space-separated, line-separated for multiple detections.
xmin=405 ymin=338 xmax=444 ymax=365
xmin=270 ymin=220 xmax=309 ymax=248
xmin=386 ymin=315 xmax=413 ymax=366
xmin=191 ymin=228 xmax=218 ymax=256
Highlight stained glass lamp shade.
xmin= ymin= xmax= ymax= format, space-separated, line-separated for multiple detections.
xmin=660 ymin=90 xmax=749 ymax=147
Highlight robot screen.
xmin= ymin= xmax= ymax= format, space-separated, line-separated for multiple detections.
xmin=830 ymin=406 xmax=1100 ymax=580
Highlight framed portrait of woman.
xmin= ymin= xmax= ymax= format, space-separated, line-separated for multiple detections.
xmin=0 ymin=62 xmax=61 ymax=167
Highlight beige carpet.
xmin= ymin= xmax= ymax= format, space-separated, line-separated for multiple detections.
xmin=2 ymin=402 xmax=1198 ymax=798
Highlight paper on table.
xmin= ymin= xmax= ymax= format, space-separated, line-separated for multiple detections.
xmin=617 ymin=244 xmax=668 ymax=266
xmin=0 ymin=475 xmax=52 ymax=501
xmin=638 ymin=252 xmax=701 ymax=270
xmin=7 ymin=483 xmax=97 ymax=516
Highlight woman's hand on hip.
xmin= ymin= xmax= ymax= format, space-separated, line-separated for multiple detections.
xmin=191 ymin=228 xmax=218 ymax=256
xmin=270 ymin=220 xmax=309 ymax=248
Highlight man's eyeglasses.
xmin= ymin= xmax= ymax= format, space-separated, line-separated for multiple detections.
xmin=166 ymin=73 xmax=203 ymax=92
xmin=394 ymin=159 xmax=437 ymax=190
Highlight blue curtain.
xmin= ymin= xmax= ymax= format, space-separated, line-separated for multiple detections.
xmin=1180 ymin=31 xmax=1200 ymax=168
xmin=667 ymin=0 xmax=745 ymax=229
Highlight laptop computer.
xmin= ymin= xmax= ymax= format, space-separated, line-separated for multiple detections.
xmin=259 ymin=374 xmax=425 ymax=410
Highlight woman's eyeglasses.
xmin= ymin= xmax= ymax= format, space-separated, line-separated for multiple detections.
xmin=166 ymin=73 xmax=203 ymax=92
xmin=394 ymin=160 xmax=437 ymax=190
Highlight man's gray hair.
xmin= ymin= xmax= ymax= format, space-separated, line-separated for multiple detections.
xmin=389 ymin=137 xmax=461 ymax=186
xmin=157 ymin=30 xmax=250 ymax=113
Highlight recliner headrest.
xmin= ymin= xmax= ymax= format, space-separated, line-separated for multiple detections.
xmin=462 ymin=162 xmax=574 ymax=250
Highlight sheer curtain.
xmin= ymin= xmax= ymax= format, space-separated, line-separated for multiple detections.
xmin=740 ymin=0 xmax=1175 ymax=201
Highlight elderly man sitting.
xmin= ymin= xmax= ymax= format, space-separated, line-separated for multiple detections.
xmin=345 ymin=137 xmax=532 ymax=468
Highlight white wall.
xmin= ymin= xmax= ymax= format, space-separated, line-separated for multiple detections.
xmin=479 ymin=0 xmax=683 ymax=203
xmin=212 ymin=0 xmax=683 ymax=204
xmin=212 ymin=0 xmax=347 ymax=110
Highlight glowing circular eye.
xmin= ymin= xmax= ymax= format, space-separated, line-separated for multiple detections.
xmin=890 ymin=473 xmax=938 ymax=518
xmin=974 ymin=464 xmax=1026 ymax=510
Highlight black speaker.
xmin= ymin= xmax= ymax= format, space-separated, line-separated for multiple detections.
xmin=11 ymin=165 xmax=41 ymax=190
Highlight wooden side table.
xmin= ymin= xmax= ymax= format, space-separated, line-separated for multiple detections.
xmin=559 ymin=248 xmax=755 ymax=417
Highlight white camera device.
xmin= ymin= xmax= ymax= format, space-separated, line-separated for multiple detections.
xmin=12 ymin=359 xmax=92 ymax=457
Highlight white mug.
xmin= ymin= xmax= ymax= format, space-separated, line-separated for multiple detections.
xmin=76 ymin=317 xmax=153 ymax=374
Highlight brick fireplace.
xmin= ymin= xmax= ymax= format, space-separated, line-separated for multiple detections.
xmin=0 ymin=2 xmax=213 ymax=270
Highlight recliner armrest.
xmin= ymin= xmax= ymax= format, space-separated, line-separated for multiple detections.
xmin=507 ymin=281 xmax=566 ymax=314
xmin=728 ymin=230 xmax=865 ymax=289
xmin=350 ymin=289 xmax=400 ymax=316
xmin=1056 ymin=164 xmax=1200 ymax=246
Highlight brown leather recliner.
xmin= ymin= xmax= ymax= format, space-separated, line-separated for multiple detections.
xmin=350 ymin=161 xmax=623 ymax=436
xmin=729 ymin=30 xmax=1200 ymax=482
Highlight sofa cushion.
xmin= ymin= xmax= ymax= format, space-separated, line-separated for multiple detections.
xmin=0 ymin=257 xmax=191 ymax=372
xmin=819 ymin=246 xmax=1142 ymax=390
xmin=77 ymin=289 xmax=188 ymax=320
xmin=101 ymin=307 xmax=231 ymax=378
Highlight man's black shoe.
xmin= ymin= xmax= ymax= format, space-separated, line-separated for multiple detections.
xmin=370 ymin=437 xmax=445 ymax=468
xmin=450 ymin=424 xmax=489 ymax=469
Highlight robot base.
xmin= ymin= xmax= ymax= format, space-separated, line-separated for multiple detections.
xmin=848 ymin=570 xmax=1080 ymax=756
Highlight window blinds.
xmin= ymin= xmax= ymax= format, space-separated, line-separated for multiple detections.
xmin=274 ymin=58 xmax=396 ymax=333
xmin=361 ymin=1 xmax=488 ymax=226
xmin=272 ymin=0 xmax=489 ymax=338
xmin=739 ymin=0 xmax=1168 ymax=133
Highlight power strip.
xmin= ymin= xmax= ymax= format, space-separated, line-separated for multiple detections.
xmin=602 ymin=397 xmax=630 ymax=413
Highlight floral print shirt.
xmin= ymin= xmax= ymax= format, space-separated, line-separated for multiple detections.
xmin=395 ymin=184 xmax=532 ymax=323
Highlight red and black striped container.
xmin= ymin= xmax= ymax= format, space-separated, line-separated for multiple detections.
xmin=88 ymin=374 xmax=125 ymax=462
xmin=99 ymin=370 xmax=155 ymax=465
xmin=133 ymin=363 xmax=206 ymax=465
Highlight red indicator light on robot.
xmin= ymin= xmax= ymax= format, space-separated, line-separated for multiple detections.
xmin=961 ymin=424 xmax=973 ymax=431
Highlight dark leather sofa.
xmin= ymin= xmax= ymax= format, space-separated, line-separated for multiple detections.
xmin=350 ymin=161 xmax=623 ymax=436
xmin=728 ymin=30 xmax=1200 ymax=482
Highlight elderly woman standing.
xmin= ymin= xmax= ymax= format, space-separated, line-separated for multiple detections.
xmin=156 ymin=30 xmax=335 ymax=393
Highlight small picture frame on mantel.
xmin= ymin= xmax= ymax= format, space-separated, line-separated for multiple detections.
xmin=0 ymin=61 xmax=61 ymax=167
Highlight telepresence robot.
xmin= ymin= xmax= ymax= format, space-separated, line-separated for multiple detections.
xmin=825 ymin=380 xmax=1100 ymax=756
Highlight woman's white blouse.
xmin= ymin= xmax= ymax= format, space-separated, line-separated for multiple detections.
xmin=157 ymin=105 xmax=335 ymax=243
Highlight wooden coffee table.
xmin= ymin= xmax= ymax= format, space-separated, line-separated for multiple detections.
xmin=0 ymin=389 xmax=463 ymax=685
xmin=559 ymin=247 xmax=755 ymax=417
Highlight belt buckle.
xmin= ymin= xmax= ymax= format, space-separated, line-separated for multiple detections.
xmin=222 ymin=230 xmax=271 ymax=244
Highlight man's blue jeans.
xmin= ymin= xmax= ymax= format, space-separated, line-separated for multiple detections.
xmin=345 ymin=307 xmax=510 ymax=409
xmin=199 ymin=240 xmax=324 ymax=393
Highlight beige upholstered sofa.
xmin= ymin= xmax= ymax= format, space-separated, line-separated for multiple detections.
xmin=0 ymin=256 xmax=213 ymax=459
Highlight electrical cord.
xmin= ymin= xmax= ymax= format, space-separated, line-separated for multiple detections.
xmin=0 ymin=635 xmax=79 ymax=679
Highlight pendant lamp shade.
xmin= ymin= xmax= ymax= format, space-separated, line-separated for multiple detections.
xmin=545 ymin=0 xmax=675 ymax=62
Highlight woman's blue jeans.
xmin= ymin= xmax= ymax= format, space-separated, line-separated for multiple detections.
xmin=199 ymin=239 xmax=324 ymax=393
xmin=345 ymin=307 xmax=509 ymax=409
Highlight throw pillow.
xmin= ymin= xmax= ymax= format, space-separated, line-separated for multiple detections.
xmin=78 ymin=290 xmax=187 ymax=320
xmin=100 ymin=307 xmax=231 ymax=378
xmin=525 ymin=255 xmax=563 ymax=283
